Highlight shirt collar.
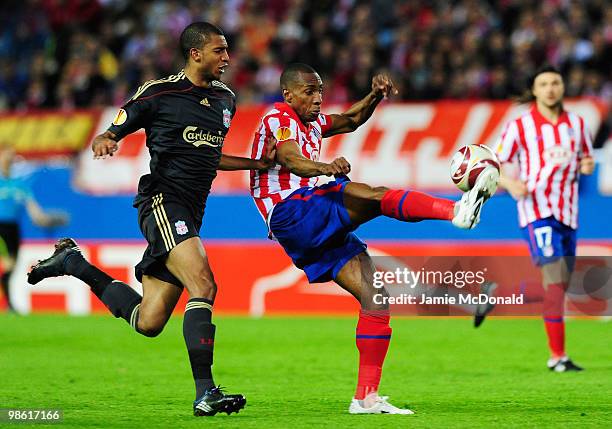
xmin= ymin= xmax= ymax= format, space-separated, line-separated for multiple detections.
xmin=273 ymin=102 xmax=310 ymax=131
xmin=530 ymin=104 xmax=567 ymax=126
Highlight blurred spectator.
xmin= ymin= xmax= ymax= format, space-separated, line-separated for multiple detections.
xmin=0 ymin=0 xmax=609 ymax=108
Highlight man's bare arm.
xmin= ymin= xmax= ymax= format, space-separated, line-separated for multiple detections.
xmin=276 ymin=140 xmax=350 ymax=178
xmin=324 ymin=74 xmax=398 ymax=137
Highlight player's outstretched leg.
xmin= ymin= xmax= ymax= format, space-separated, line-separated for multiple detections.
xmin=342 ymin=167 xmax=498 ymax=230
xmin=165 ymin=237 xmax=246 ymax=416
xmin=335 ymin=253 xmax=414 ymax=415
xmin=452 ymin=167 xmax=499 ymax=229
xmin=28 ymin=238 xmax=144 ymax=331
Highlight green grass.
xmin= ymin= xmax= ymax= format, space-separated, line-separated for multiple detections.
xmin=1 ymin=315 xmax=611 ymax=428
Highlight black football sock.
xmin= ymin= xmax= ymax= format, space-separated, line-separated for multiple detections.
xmin=64 ymin=252 xmax=142 ymax=330
xmin=183 ymin=298 xmax=216 ymax=398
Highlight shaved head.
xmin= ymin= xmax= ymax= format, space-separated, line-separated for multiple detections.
xmin=280 ymin=63 xmax=318 ymax=90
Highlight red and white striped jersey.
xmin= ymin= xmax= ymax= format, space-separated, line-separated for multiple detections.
xmin=495 ymin=106 xmax=593 ymax=229
xmin=250 ymin=102 xmax=332 ymax=221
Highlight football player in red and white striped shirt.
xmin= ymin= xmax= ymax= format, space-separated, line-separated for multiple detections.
xmin=250 ymin=63 xmax=499 ymax=414
xmin=495 ymin=65 xmax=595 ymax=372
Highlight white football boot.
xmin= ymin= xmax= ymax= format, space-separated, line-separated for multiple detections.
xmin=349 ymin=396 xmax=415 ymax=415
xmin=452 ymin=166 xmax=499 ymax=229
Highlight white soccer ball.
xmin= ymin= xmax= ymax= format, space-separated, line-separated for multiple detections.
xmin=450 ymin=144 xmax=500 ymax=192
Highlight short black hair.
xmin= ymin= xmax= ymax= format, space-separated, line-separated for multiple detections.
xmin=528 ymin=64 xmax=562 ymax=88
xmin=179 ymin=22 xmax=224 ymax=60
xmin=280 ymin=63 xmax=318 ymax=90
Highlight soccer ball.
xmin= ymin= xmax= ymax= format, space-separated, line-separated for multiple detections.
xmin=450 ymin=144 xmax=500 ymax=192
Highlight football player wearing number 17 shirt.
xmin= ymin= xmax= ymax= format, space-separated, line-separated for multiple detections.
xmin=495 ymin=65 xmax=595 ymax=372
xmin=28 ymin=22 xmax=274 ymax=416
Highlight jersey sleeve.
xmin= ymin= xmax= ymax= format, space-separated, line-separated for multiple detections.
xmin=231 ymin=97 xmax=237 ymax=118
xmin=268 ymin=115 xmax=299 ymax=148
xmin=494 ymin=120 xmax=520 ymax=163
xmin=318 ymin=113 xmax=333 ymax=136
xmin=579 ymin=116 xmax=593 ymax=159
xmin=107 ymin=92 xmax=158 ymax=141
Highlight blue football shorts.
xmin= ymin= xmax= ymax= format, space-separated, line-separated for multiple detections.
xmin=269 ymin=176 xmax=367 ymax=283
xmin=522 ymin=216 xmax=576 ymax=270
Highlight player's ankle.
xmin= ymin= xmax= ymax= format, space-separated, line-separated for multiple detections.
xmin=361 ymin=392 xmax=378 ymax=408
xmin=355 ymin=389 xmax=379 ymax=408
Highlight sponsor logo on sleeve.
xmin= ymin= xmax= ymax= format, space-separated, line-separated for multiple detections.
xmin=112 ymin=109 xmax=127 ymax=126
xmin=275 ymin=127 xmax=294 ymax=141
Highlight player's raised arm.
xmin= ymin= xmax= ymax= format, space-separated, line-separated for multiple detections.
xmin=276 ymin=139 xmax=350 ymax=178
xmin=323 ymin=74 xmax=398 ymax=138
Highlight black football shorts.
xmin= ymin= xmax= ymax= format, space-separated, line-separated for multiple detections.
xmin=134 ymin=192 xmax=202 ymax=288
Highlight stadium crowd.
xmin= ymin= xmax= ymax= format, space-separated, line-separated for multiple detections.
xmin=0 ymin=0 xmax=610 ymax=110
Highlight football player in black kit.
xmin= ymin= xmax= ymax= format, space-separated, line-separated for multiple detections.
xmin=27 ymin=22 xmax=274 ymax=416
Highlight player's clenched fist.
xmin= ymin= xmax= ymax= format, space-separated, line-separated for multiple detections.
xmin=372 ymin=74 xmax=398 ymax=98
xmin=580 ymin=156 xmax=594 ymax=175
xmin=321 ymin=157 xmax=351 ymax=176
xmin=260 ymin=135 xmax=277 ymax=169
xmin=92 ymin=131 xmax=119 ymax=159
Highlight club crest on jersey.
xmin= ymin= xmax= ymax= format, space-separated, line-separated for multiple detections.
xmin=175 ymin=220 xmax=188 ymax=235
xmin=112 ymin=109 xmax=127 ymax=126
xmin=223 ymin=108 xmax=231 ymax=128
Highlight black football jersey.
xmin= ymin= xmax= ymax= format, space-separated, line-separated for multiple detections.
xmin=108 ymin=70 xmax=236 ymax=216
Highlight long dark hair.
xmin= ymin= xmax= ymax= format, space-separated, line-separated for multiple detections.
xmin=515 ymin=65 xmax=563 ymax=104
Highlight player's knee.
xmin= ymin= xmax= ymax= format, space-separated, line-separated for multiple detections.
xmin=137 ymin=315 xmax=166 ymax=337
xmin=370 ymin=186 xmax=389 ymax=201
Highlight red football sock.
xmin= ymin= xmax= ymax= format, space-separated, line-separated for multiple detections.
xmin=380 ymin=190 xmax=454 ymax=222
xmin=544 ymin=317 xmax=565 ymax=358
xmin=543 ymin=282 xmax=567 ymax=358
xmin=355 ymin=310 xmax=392 ymax=400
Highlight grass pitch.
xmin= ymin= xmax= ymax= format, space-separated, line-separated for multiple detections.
xmin=1 ymin=314 xmax=611 ymax=428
